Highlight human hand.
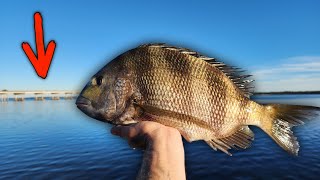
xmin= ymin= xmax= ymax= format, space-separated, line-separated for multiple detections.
xmin=111 ymin=121 xmax=186 ymax=180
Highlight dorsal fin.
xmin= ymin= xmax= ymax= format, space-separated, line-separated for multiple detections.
xmin=140 ymin=43 xmax=255 ymax=97
xmin=206 ymin=126 xmax=255 ymax=156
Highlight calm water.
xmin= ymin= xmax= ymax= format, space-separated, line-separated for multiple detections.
xmin=0 ymin=95 xmax=320 ymax=179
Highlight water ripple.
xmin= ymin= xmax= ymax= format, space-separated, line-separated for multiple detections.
xmin=0 ymin=96 xmax=320 ymax=179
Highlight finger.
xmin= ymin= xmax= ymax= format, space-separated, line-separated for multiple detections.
xmin=111 ymin=124 xmax=139 ymax=139
xmin=128 ymin=134 xmax=147 ymax=149
xmin=110 ymin=125 xmax=122 ymax=136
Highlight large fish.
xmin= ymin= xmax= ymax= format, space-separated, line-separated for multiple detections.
xmin=76 ymin=43 xmax=319 ymax=156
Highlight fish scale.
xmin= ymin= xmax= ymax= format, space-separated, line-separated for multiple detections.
xmin=123 ymin=46 xmax=243 ymax=139
xmin=77 ymin=43 xmax=320 ymax=155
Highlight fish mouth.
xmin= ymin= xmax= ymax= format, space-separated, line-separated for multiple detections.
xmin=76 ymin=96 xmax=99 ymax=120
xmin=76 ymin=96 xmax=111 ymax=122
xmin=76 ymin=96 xmax=92 ymax=110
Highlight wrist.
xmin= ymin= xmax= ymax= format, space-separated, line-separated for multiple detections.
xmin=146 ymin=126 xmax=182 ymax=147
xmin=143 ymin=127 xmax=186 ymax=180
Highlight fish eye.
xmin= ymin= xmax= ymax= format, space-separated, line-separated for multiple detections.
xmin=96 ymin=76 xmax=104 ymax=86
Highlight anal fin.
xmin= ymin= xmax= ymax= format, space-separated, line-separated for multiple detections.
xmin=206 ymin=139 xmax=232 ymax=156
xmin=206 ymin=126 xmax=254 ymax=156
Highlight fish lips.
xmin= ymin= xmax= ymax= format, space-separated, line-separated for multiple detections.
xmin=76 ymin=96 xmax=115 ymax=123
xmin=76 ymin=96 xmax=98 ymax=118
xmin=76 ymin=96 xmax=91 ymax=110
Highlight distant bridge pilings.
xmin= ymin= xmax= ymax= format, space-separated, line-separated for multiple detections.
xmin=0 ymin=93 xmax=9 ymax=102
xmin=0 ymin=91 xmax=79 ymax=102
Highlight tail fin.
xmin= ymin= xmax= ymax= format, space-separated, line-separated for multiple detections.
xmin=259 ymin=104 xmax=320 ymax=156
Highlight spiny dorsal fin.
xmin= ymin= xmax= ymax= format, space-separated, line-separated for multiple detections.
xmin=206 ymin=126 xmax=254 ymax=156
xmin=140 ymin=43 xmax=255 ymax=97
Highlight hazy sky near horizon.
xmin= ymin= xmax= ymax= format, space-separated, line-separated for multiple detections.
xmin=1 ymin=0 xmax=320 ymax=92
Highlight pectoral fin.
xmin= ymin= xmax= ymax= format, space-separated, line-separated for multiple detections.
xmin=134 ymin=106 xmax=207 ymax=142
xmin=135 ymin=111 xmax=194 ymax=142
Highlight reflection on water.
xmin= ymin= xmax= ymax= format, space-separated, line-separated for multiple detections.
xmin=0 ymin=95 xmax=320 ymax=179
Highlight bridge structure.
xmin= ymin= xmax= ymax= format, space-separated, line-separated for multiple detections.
xmin=0 ymin=90 xmax=79 ymax=102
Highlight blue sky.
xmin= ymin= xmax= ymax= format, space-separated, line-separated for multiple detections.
xmin=0 ymin=0 xmax=319 ymax=92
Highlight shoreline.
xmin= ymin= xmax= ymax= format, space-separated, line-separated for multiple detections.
xmin=253 ymin=91 xmax=320 ymax=95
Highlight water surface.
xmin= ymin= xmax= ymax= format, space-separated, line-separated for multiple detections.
xmin=0 ymin=95 xmax=320 ymax=179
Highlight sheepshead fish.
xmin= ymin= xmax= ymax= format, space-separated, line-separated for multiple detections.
xmin=76 ymin=43 xmax=319 ymax=156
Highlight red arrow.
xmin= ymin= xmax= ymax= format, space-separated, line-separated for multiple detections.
xmin=22 ymin=12 xmax=56 ymax=79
